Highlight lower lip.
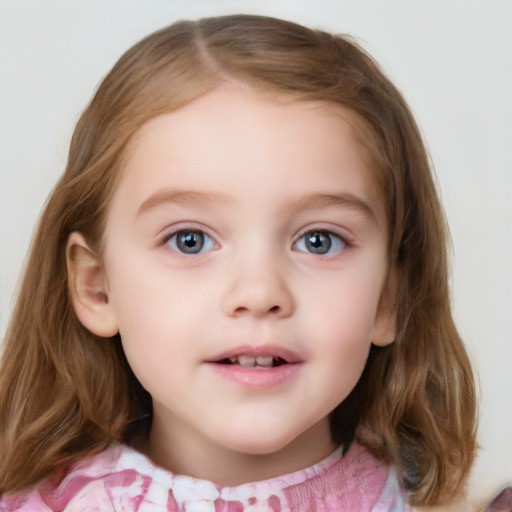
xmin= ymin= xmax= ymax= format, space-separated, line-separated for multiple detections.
xmin=207 ymin=363 xmax=302 ymax=388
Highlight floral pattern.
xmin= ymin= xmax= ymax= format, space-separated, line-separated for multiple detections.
xmin=1 ymin=443 xmax=410 ymax=511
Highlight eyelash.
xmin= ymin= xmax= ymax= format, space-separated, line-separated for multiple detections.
xmin=293 ymin=229 xmax=349 ymax=257
xmin=164 ymin=228 xmax=217 ymax=256
xmin=161 ymin=226 xmax=351 ymax=257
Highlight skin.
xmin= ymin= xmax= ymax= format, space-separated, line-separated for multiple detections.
xmin=67 ymin=83 xmax=396 ymax=486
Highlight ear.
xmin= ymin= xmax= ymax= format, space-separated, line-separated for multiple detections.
xmin=66 ymin=232 xmax=119 ymax=337
xmin=371 ymin=269 xmax=397 ymax=347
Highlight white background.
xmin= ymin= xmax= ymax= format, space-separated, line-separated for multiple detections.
xmin=1 ymin=0 xmax=511 ymax=507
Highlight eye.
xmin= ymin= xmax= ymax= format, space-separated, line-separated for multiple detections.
xmin=166 ymin=229 xmax=215 ymax=255
xmin=294 ymin=230 xmax=346 ymax=255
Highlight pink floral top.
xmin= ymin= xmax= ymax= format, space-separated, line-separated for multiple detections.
xmin=1 ymin=442 xmax=410 ymax=511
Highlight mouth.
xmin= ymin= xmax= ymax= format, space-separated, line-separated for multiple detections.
xmin=205 ymin=346 xmax=302 ymax=387
xmin=217 ymin=355 xmax=288 ymax=369
xmin=206 ymin=346 xmax=302 ymax=369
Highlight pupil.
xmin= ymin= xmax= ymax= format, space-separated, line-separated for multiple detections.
xmin=177 ymin=231 xmax=204 ymax=253
xmin=306 ymin=231 xmax=331 ymax=254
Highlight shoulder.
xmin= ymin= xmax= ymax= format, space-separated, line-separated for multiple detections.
xmin=316 ymin=441 xmax=411 ymax=512
xmin=0 ymin=444 xmax=152 ymax=512
xmin=228 ymin=442 xmax=410 ymax=511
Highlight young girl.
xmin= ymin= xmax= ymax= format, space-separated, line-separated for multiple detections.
xmin=0 ymin=14 xmax=477 ymax=512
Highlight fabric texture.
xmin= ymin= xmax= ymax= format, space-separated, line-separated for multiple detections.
xmin=1 ymin=442 xmax=410 ymax=512
xmin=483 ymin=486 xmax=512 ymax=512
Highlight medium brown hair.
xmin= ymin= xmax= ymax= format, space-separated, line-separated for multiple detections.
xmin=0 ymin=15 xmax=477 ymax=506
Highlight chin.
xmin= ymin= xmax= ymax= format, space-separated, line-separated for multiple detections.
xmin=222 ymin=435 xmax=294 ymax=456
xmin=213 ymin=423 xmax=318 ymax=458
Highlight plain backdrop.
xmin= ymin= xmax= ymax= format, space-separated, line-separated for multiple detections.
xmin=1 ymin=0 xmax=511 ymax=506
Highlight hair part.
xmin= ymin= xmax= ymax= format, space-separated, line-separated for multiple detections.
xmin=0 ymin=15 xmax=477 ymax=506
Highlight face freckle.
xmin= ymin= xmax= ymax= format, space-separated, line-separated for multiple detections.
xmin=100 ymin=83 xmax=395 ymax=483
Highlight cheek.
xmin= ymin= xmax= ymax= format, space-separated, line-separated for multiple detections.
xmin=303 ymin=270 xmax=383 ymax=390
xmin=306 ymin=271 xmax=383 ymax=343
xmin=316 ymin=310 xmax=373 ymax=375
xmin=106 ymin=253 xmax=204 ymax=328
xmin=313 ymin=312 xmax=373 ymax=410
xmin=106 ymin=264 xmax=215 ymax=376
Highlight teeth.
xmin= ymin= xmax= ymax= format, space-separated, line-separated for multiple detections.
xmin=231 ymin=355 xmax=276 ymax=368
xmin=256 ymin=356 xmax=273 ymax=367
xmin=238 ymin=355 xmax=256 ymax=368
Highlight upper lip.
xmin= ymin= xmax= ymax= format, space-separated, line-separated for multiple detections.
xmin=206 ymin=345 xmax=303 ymax=364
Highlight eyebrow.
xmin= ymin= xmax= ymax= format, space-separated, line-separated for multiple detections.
xmin=137 ymin=189 xmax=229 ymax=216
xmin=287 ymin=193 xmax=377 ymax=222
xmin=137 ymin=188 xmax=377 ymax=223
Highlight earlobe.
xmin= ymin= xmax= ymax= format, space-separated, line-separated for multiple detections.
xmin=66 ymin=232 xmax=119 ymax=337
xmin=371 ymin=270 xmax=397 ymax=347
xmin=372 ymin=308 xmax=397 ymax=347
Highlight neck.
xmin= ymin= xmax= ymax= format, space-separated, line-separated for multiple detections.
xmin=146 ymin=413 xmax=336 ymax=486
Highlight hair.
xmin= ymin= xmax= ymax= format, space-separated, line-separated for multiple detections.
xmin=0 ymin=14 xmax=477 ymax=506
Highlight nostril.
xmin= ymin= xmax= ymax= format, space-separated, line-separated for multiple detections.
xmin=233 ymin=305 xmax=281 ymax=316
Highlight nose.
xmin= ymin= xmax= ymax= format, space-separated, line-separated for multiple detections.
xmin=220 ymin=251 xmax=295 ymax=319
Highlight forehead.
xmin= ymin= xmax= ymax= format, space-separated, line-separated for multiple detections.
xmin=113 ymin=84 xmax=386 ymax=224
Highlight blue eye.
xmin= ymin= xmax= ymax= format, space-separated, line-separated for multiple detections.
xmin=166 ymin=230 xmax=215 ymax=255
xmin=295 ymin=230 xmax=346 ymax=255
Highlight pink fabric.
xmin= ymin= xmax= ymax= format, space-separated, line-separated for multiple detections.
xmin=0 ymin=442 xmax=410 ymax=511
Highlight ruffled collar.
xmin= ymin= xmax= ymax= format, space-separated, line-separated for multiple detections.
xmin=3 ymin=441 xmax=408 ymax=511
xmin=120 ymin=443 xmax=346 ymax=506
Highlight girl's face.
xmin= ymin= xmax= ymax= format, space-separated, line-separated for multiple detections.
xmin=82 ymin=84 xmax=395 ymax=482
